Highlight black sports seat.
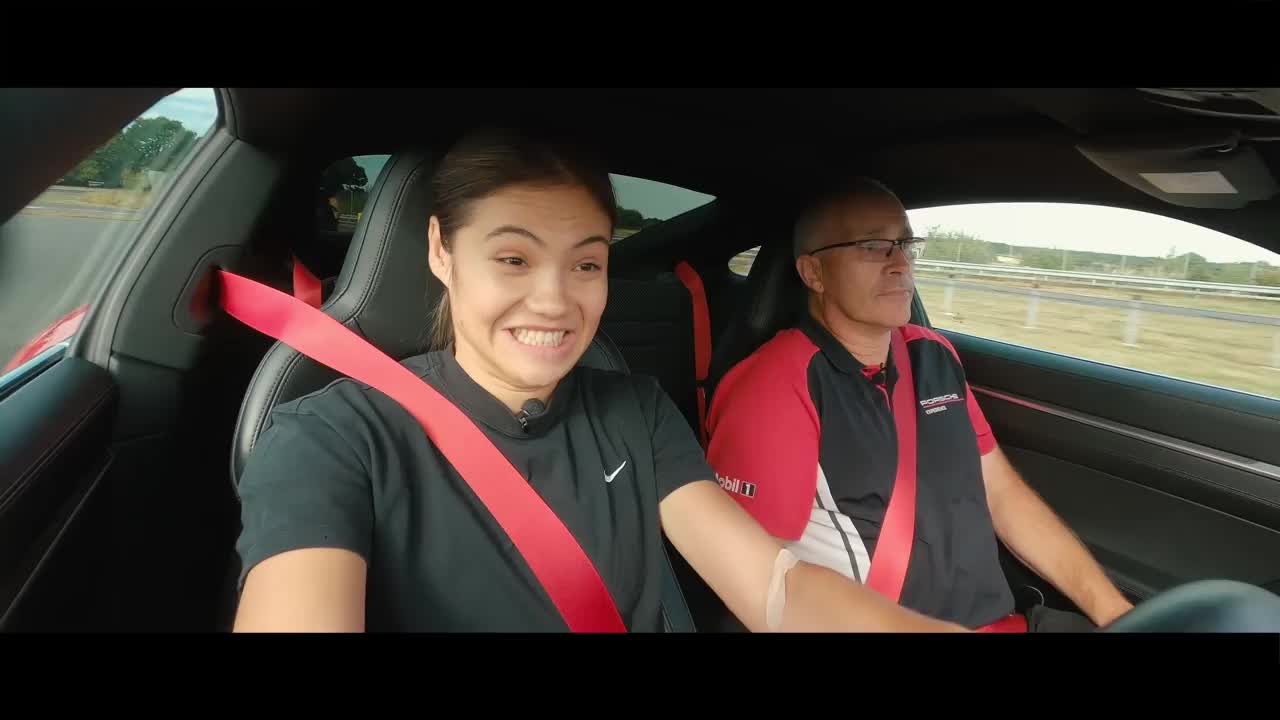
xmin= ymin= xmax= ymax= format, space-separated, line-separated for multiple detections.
xmin=707 ymin=237 xmax=806 ymax=401
xmin=230 ymin=150 xmax=442 ymax=482
xmin=221 ymin=148 xmax=691 ymax=631
xmin=600 ymin=275 xmax=700 ymax=435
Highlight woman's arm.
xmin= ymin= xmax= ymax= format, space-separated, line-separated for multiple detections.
xmin=234 ymin=548 xmax=368 ymax=632
xmin=232 ymin=387 xmax=379 ymax=633
xmin=659 ymin=480 xmax=968 ymax=632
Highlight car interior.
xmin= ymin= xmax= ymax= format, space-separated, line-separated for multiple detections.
xmin=2 ymin=88 xmax=1279 ymax=632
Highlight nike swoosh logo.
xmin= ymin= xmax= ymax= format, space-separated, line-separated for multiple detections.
xmin=604 ymin=461 xmax=627 ymax=483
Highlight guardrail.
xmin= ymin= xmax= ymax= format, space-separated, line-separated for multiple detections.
xmin=915 ymin=259 xmax=1280 ymax=299
xmin=915 ymin=277 xmax=1280 ymax=368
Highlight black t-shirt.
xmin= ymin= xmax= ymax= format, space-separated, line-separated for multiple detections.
xmin=234 ymin=350 xmax=713 ymax=632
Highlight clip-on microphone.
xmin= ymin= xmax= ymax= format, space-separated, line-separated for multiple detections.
xmin=516 ymin=398 xmax=546 ymax=431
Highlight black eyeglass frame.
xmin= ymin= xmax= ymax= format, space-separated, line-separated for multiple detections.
xmin=806 ymin=237 xmax=927 ymax=259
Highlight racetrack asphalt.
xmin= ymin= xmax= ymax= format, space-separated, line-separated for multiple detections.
xmin=1 ymin=211 xmax=135 ymax=365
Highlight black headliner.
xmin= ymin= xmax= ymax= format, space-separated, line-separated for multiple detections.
xmin=222 ymin=88 xmax=1280 ymax=255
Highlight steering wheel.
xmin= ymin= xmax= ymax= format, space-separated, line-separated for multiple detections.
xmin=1101 ymin=579 xmax=1280 ymax=632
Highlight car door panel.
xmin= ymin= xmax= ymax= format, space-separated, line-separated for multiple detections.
xmin=946 ymin=332 xmax=1280 ymax=608
xmin=0 ymin=355 xmax=117 ymax=628
xmin=949 ymin=333 xmax=1280 ymax=467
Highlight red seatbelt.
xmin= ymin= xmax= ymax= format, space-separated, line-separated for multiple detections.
xmin=864 ymin=328 xmax=917 ymax=602
xmin=292 ymin=255 xmax=323 ymax=308
xmin=216 ymin=269 xmax=627 ymax=633
xmin=673 ymin=261 xmax=711 ymax=447
xmin=977 ymin=613 xmax=1028 ymax=632
xmin=865 ymin=328 xmax=1027 ymax=632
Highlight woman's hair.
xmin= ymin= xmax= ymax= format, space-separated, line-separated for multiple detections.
xmin=428 ymin=127 xmax=618 ymax=350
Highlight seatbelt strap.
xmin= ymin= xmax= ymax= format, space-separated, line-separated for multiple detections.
xmin=977 ymin=613 xmax=1028 ymax=632
xmin=862 ymin=329 xmax=1027 ymax=632
xmin=292 ymin=255 xmax=323 ymax=308
xmin=673 ymin=261 xmax=711 ymax=447
xmin=216 ymin=269 xmax=627 ymax=633
xmin=864 ymin=328 xmax=917 ymax=603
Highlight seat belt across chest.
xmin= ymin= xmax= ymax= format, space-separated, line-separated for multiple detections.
xmin=217 ymin=269 xmax=627 ymax=633
xmin=863 ymin=328 xmax=917 ymax=603
xmin=865 ymin=328 xmax=1026 ymax=632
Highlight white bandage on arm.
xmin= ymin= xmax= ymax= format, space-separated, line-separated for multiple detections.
xmin=765 ymin=547 xmax=801 ymax=631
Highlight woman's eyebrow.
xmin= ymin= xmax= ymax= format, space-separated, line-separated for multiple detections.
xmin=485 ymin=226 xmax=609 ymax=249
xmin=486 ymin=225 xmax=543 ymax=245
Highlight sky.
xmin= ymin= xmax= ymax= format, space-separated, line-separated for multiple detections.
xmin=355 ymin=155 xmax=390 ymax=187
xmin=611 ymin=173 xmax=714 ymax=219
xmin=140 ymin=88 xmax=220 ymax=136
xmin=908 ymin=202 xmax=1280 ymax=265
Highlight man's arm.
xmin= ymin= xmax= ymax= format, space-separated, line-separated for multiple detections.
xmin=981 ymin=445 xmax=1133 ymax=626
xmin=660 ymin=480 xmax=968 ymax=632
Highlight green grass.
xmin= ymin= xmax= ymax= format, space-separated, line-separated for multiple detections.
xmin=915 ymin=281 xmax=1280 ymax=399
xmin=31 ymin=188 xmax=151 ymax=211
xmin=915 ymin=269 xmax=1280 ymax=315
xmin=76 ymin=189 xmax=151 ymax=209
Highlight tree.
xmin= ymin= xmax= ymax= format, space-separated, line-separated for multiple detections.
xmin=1021 ymin=248 xmax=1063 ymax=270
xmin=922 ymin=226 xmax=994 ymax=264
xmin=617 ymin=207 xmax=645 ymax=228
xmin=62 ymin=134 xmax=129 ymax=187
xmin=60 ymin=116 xmax=199 ymax=188
xmin=121 ymin=117 xmax=197 ymax=174
xmin=320 ymin=157 xmax=369 ymax=196
xmin=617 ymin=206 xmax=662 ymax=230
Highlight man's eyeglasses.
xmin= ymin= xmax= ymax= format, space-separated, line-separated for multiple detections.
xmin=807 ymin=237 xmax=927 ymax=261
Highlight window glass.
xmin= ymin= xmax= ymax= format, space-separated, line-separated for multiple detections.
xmin=317 ymin=154 xmax=390 ymax=232
xmin=907 ymin=202 xmax=1280 ymax=400
xmin=1 ymin=88 xmax=219 ymax=377
xmin=610 ymin=173 xmax=714 ymax=242
xmin=729 ymin=246 xmax=759 ymax=276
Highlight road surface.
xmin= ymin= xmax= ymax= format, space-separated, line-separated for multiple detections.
xmin=0 ymin=211 xmax=135 ymax=365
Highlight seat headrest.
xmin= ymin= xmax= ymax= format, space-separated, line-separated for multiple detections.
xmin=231 ymin=150 xmax=442 ymax=483
xmin=324 ymin=150 xmax=443 ymax=359
xmin=707 ymin=237 xmax=806 ymax=391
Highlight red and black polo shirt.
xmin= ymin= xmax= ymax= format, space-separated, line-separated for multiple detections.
xmin=705 ymin=314 xmax=1015 ymax=628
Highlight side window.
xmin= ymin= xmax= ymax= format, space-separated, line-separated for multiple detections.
xmin=1 ymin=88 xmax=219 ymax=378
xmin=729 ymin=246 xmax=759 ymax=276
xmin=610 ymin=173 xmax=714 ymax=243
xmin=907 ymin=202 xmax=1280 ymax=400
xmin=316 ymin=154 xmax=389 ymax=233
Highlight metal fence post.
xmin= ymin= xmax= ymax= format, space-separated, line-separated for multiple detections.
xmin=1024 ymin=290 xmax=1040 ymax=329
xmin=1124 ymin=300 xmax=1141 ymax=346
xmin=943 ymin=279 xmax=955 ymax=315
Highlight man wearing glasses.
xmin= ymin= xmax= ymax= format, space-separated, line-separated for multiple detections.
xmin=705 ymin=178 xmax=1132 ymax=632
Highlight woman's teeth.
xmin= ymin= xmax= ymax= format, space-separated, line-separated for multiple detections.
xmin=512 ymin=329 xmax=568 ymax=347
